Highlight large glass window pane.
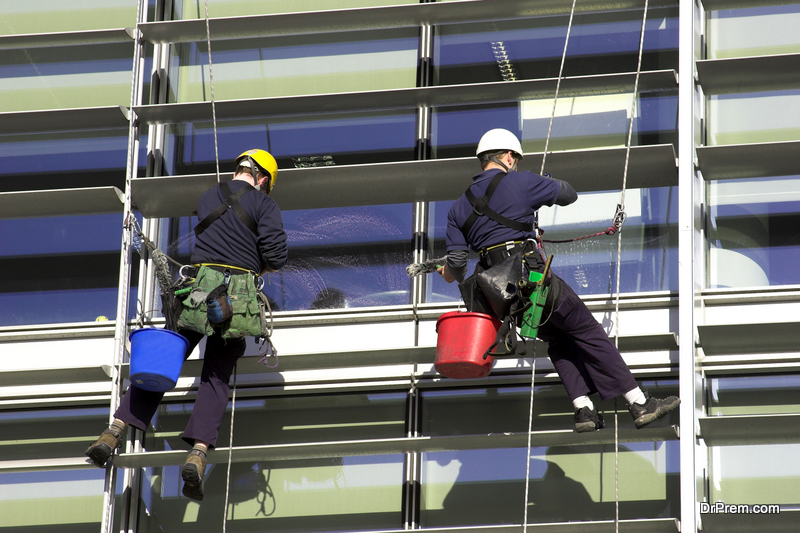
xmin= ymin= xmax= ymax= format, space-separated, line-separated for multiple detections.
xmin=0 ymin=131 xmax=141 ymax=326
xmin=267 ymin=204 xmax=413 ymax=310
xmin=164 ymin=111 xmax=417 ymax=175
xmin=419 ymin=383 xmax=679 ymax=527
xmin=0 ymin=406 xmax=122 ymax=532
xmin=167 ymin=30 xmax=418 ymax=102
xmin=707 ymin=176 xmax=800 ymax=288
xmin=706 ymin=377 xmax=800 ymax=509
xmin=172 ymin=0 xmax=417 ymax=19
xmin=432 ymin=93 xmax=678 ymax=158
xmin=427 ymin=186 xmax=677 ymax=301
xmin=434 ymin=8 xmax=678 ymax=86
xmin=0 ymin=1 xmax=137 ymax=35
xmin=708 ymin=5 xmax=800 ymax=59
xmin=708 ymin=91 xmax=800 ymax=146
xmin=138 ymin=392 xmax=406 ymax=531
xmin=0 ymin=43 xmax=135 ymax=113
xmin=708 ymin=375 xmax=800 ymax=417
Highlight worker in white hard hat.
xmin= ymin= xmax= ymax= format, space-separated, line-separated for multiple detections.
xmin=438 ymin=128 xmax=680 ymax=433
xmin=86 ymin=149 xmax=288 ymax=502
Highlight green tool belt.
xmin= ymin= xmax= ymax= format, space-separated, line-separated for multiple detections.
xmin=177 ymin=265 xmax=268 ymax=339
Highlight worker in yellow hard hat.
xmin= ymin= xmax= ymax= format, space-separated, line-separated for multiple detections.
xmin=86 ymin=148 xmax=288 ymax=503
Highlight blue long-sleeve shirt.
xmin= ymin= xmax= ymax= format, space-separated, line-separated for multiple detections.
xmin=191 ymin=180 xmax=288 ymax=273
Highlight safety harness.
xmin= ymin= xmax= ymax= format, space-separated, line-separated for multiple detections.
xmin=460 ymin=171 xmax=534 ymax=236
xmin=194 ymin=181 xmax=258 ymax=238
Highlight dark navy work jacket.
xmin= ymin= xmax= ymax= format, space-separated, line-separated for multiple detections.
xmin=191 ymin=180 xmax=288 ymax=273
xmin=446 ymin=168 xmax=564 ymax=253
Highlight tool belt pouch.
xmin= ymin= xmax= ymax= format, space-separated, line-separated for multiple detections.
xmin=206 ymin=284 xmax=233 ymax=324
xmin=458 ymin=266 xmax=495 ymax=318
xmin=178 ymin=265 xmax=266 ymax=339
xmin=475 ymin=251 xmax=525 ymax=320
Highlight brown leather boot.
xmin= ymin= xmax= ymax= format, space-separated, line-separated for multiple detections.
xmin=85 ymin=426 xmax=123 ymax=468
xmin=181 ymin=449 xmax=208 ymax=501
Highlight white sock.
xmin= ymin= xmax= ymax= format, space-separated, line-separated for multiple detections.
xmin=624 ymin=387 xmax=647 ymax=406
xmin=572 ymin=395 xmax=594 ymax=411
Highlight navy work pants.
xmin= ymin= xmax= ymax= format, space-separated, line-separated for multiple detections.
xmin=537 ymin=275 xmax=638 ymax=402
xmin=115 ymin=328 xmax=246 ymax=448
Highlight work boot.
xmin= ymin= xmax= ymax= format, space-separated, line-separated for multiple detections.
xmin=629 ymin=394 xmax=681 ymax=429
xmin=574 ymin=406 xmax=605 ymax=433
xmin=85 ymin=426 xmax=123 ymax=468
xmin=181 ymin=449 xmax=208 ymax=501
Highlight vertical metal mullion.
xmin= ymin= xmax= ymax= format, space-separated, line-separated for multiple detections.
xmin=678 ymin=0 xmax=704 ymax=532
xmin=402 ymin=382 xmax=422 ymax=530
xmin=103 ymin=0 xmax=149 ymax=531
xmin=411 ymin=20 xmax=435 ymax=311
xmin=406 ymin=11 xmax=435 ymax=529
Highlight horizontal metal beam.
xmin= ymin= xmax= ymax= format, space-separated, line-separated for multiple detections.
xmin=385 ymin=520 xmax=680 ymax=533
xmin=700 ymin=509 xmax=798 ymax=533
xmin=0 ymin=187 xmax=124 ymax=220
xmin=696 ymin=53 xmax=800 ymax=95
xmin=699 ymin=414 xmax=800 ymax=446
xmin=0 ymin=366 xmax=112 ymax=387
xmin=0 ymin=28 xmax=134 ymax=50
xmin=132 ymin=144 xmax=677 ymax=217
xmin=701 ymin=0 xmax=799 ymax=11
xmin=114 ymin=426 xmax=679 ymax=468
xmin=697 ymin=322 xmax=800 ymax=355
xmin=0 ymin=106 xmax=129 ymax=135
xmin=696 ymin=141 xmax=800 ymax=180
xmin=138 ymin=0 xmax=678 ymax=44
xmin=132 ymin=70 xmax=678 ymax=125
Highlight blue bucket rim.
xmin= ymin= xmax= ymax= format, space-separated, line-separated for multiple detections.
xmin=129 ymin=327 xmax=189 ymax=347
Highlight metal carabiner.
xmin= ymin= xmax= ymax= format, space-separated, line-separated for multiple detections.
xmin=256 ymin=276 xmax=265 ymax=292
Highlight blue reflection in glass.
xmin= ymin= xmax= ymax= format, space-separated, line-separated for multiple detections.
xmin=262 ymin=204 xmax=413 ymax=311
xmin=428 ymin=186 xmax=678 ymax=300
xmin=171 ymin=113 xmax=416 ymax=174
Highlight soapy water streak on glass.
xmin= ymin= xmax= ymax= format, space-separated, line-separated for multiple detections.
xmin=161 ymin=206 xmax=413 ymax=311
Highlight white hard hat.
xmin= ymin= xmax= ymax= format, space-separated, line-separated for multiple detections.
xmin=476 ymin=128 xmax=523 ymax=159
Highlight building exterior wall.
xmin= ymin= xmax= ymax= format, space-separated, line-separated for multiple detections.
xmin=1 ymin=1 xmax=798 ymax=532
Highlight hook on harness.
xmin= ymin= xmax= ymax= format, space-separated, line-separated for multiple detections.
xmin=606 ymin=204 xmax=627 ymax=236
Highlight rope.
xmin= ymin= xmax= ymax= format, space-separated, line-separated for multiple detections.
xmin=521 ymin=357 xmax=536 ymax=533
xmin=204 ymin=0 xmax=221 ymax=183
xmin=202 ymin=2 xmax=234 ymax=528
xmin=524 ymin=3 xmax=577 ymax=530
xmin=223 ymin=365 xmax=238 ymax=533
xmin=611 ymin=3 xmax=650 ymax=532
xmin=540 ymin=0 xmax=578 ymax=176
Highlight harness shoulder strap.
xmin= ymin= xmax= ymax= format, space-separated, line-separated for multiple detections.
xmin=194 ymin=182 xmax=259 ymax=238
xmin=460 ymin=171 xmax=533 ymax=236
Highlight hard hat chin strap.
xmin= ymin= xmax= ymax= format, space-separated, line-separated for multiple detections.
xmin=489 ymin=153 xmax=519 ymax=172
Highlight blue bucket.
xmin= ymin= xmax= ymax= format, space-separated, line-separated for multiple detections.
xmin=129 ymin=328 xmax=189 ymax=392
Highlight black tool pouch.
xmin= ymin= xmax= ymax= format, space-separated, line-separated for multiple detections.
xmin=475 ymin=251 xmax=525 ymax=319
xmin=206 ymin=284 xmax=233 ymax=324
xmin=458 ymin=266 xmax=495 ymax=317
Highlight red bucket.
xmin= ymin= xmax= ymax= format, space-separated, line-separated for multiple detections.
xmin=435 ymin=311 xmax=501 ymax=379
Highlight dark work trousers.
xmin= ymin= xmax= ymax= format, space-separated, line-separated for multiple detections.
xmin=114 ymin=328 xmax=246 ymax=448
xmin=536 ymin=274 xmax=638 ymax=402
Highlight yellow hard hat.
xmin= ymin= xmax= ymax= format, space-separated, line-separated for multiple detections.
xmin=235 ymin=149 xmax=278 ymax=192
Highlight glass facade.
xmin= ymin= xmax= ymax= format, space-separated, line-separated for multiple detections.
xmin=0 ymin=1 xmax=798 ymax=533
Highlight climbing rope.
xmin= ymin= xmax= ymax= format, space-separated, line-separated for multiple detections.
xmin=203 ymin=1 xmax=236 ymax=528
xmin=523 ymin=1 xmax=577 ymax=530
xmin=611 ymin=3 xmax=650 ymax=532
xmin=204 ymin=0 xmax=221 ymax=184
xmin=223 ymin=365 xmax=238 ymax=532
